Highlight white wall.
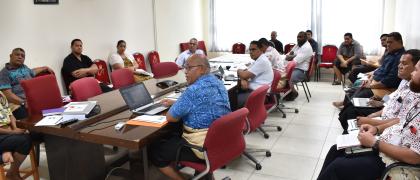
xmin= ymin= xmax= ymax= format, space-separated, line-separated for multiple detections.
xmin=0 ymin=0 xmax=156 ymax=94
xmin=154 ymin=0 xmax=204 ymax=61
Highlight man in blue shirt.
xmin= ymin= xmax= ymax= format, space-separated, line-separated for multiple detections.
xmin=0 ymin=48 xmax=54 ymax=120
xmin=150 ymin=54 xmax=231 ymax=180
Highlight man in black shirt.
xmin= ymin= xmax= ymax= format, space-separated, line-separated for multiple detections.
xmin=270 ymin=31 xmax=284 ymax=54
xmin=306 ymin=30 xmax=318 ymax=54
xmin=62 ymin=39 xmax=112 ymax=93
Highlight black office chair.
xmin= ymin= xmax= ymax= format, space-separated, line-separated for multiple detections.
xmin=380 ymin=162 xmax=420 ymax=180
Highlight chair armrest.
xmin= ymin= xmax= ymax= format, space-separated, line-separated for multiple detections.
xmin=380 ymin=162 xmax=420 ymax=180
xmin=175 ymin=142 xmax=206 ymax=165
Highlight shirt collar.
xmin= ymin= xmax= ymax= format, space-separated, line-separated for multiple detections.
xmin=5 ymin=63 xmax=24 ymax=70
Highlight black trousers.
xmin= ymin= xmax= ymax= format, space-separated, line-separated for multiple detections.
xmin=0 ymin=133 xmax=32 ymax=163
xmin=149 ymin=122 xmax=204 ymax=168
xmin=237 ymin=89 xmax=253 ymax=109
xmin=338 ymin=104 xmax=381 ymax=131
xmin=317 ymin=145 xmax=385 ymax=180
xmin=348 ymin=65 xmax=377 ymax=83
xmin=12 ymin=106 xmax=28 ymax=120
xmin=343 ymin=88 xmax=374 ymax=107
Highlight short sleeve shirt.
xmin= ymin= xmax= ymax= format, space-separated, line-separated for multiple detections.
xmin=108 ymin=52 xmax=135 ymax=67
xmin=61 ymin=53 xmax=94 ymax=88
xmin=175 ymin=49 xmax=205 ymax=68
xmin=168 ymin=74 xmax=231 ymax=129
xmin=381 ymin=80 xmax=420 ymax=119
xmin=0 ymin=63 xmax=35 ymax=99
xmin=248 ymin=54 xmax=274 ymax=90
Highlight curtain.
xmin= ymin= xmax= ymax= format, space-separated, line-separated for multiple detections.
xmin=210 ymin=0 xmax=384 ymax=55
xmin=395 ymin=0 xmax=420 ymax=49
xmin=210 ymin=0 xmax=311 ymax=52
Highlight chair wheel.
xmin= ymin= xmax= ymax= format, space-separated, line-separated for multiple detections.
xmin=256 ymin=163 xmax=262 ymax=170
xmin=264 ymin=134 xmax=269 ymax=139
xmin=266 ymin=151 xmax=271 ymax=157
xmin=282 ymin=114 xmax=286 ymax=118
xmin=277 ymin=127 xmax=282 ymax=131
xmin=295 ymin=109 xmax=299 ymax=113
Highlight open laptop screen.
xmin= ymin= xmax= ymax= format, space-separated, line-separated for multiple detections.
xmin=119 ymin=83 xmax=153 ymax=110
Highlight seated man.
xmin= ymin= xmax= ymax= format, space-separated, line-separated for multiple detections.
xmin=259 ymin=38 xmax=287 ymax=76
xmin=0 ymin=91 xmax=32 ymax=180
xmin=332 ymin=33 xmax=363 ymax=85
xmin=306 ymin=30 xmax=318 ymax=54
xmin=338 ymin=49 xmax=420 ymax=133
xmin=348 ymin=34 xmax=388 ymax=83
xmin=317 ymin=58 xmax=420 ymax=180
xmin=175 ymin=38 xmax=205 ymax=68
xmin=62 ymin=39 xmax=112 ymax=93
xmin=0 ymin=48 xmax=54 ymax=120
xmin=333 ymin=32 xmax=405 ymax=109
xmin=286 ymin=31 xmax=313 ymax=85
xmin=237 ymin=40 xmax=274 ymax=108
xmin=270 ymin=31 xmax=284 ymax=54
xmin=150 ymin=54 xmax=231 ymax=180
xmin=108 ymin=40 xmax=151 ymax=82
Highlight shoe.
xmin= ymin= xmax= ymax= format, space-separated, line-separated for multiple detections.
xmin=332 ymin=81 xmax=341 ymax=85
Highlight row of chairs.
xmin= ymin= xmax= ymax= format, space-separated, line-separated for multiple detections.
xmin=94 ymin=51 xmax=179 ymax=87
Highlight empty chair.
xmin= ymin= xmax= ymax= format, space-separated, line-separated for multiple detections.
xmin=317 ymin=45 xmax=338 ymax=81
xmin=284 ymin=43 xmax=296 ymax=54
xmin=93 ymin=59 xmax=111 ymax=85
xmin=232 ymin=43 xmax=246 ymax=54
xmin=152 ymin=62 xmax=179 ymax=79
xmin=176 ymin=108 xmax=248 ymax=180
xmin=133 ymin=52 xmax=147 ymax=70
xmin=20 ymin=74 xmax=63 ymax=117
xmin=111 ymin=68 xmax=135 ymax=89
xmin=148 ymin=51 xmax=161 ymax=73
xmin=243 ymin=85 xmax=272 ymax=170
xmin=69 ymin=77 xmax=102 ymax=101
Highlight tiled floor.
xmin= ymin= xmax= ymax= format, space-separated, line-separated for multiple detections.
xmin=19 ymin=71 xmax=345 ymax=180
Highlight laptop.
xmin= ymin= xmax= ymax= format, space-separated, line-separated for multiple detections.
xmin=119 ymin=83 xmax=168 ymax=115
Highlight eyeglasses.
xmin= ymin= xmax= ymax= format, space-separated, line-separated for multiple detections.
xmin=184 ymin=65 xmax=203 ymax=71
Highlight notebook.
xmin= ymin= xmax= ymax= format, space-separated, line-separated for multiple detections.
xmin=119 ymin=83 xmax=168 ymax=115
xmin=352 ymin=98 xmax=373 ymax=108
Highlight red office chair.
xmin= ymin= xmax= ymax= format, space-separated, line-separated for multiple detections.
xmin=180 ymin=41 xmax=208 ymax=56
xmin=148 ymin=51 xmax=161 ymax=73
xmin=197 ymin=41 xmax=207 ymax=55
xmin=232 ymin=43 xmax=246 ymax=54
xmin=94 ymin=59 xmax=111 ymax=85
xmin=267 ymin=63 xmax=299 ymax=118
xmin=69 ymin=77 xmax=102 ymax=101
xmin=295 ymin=55 xmax=315 ymax=102
xmin=176 ymin=108 xmax=248 ymax=180
xmin=133 ymin=52 xmax=147 ymax=71
xmin=152 ymin=62 xmax=179 ymax=79
xmin=243 ymin=85 xmax=272 ymax=170
xmin=111 ymin=68 xmax=135 ymax=89
xmin=284 ymin=43 xmax=296 ymax=54
xmin=20 ymin=74 xmax=63 ymax=117
xmin=318 ymin=45 xmax=338 ymax=81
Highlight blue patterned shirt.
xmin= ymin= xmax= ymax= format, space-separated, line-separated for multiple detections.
xmin=169 ymin=74 xmax=231 ymax=129
xmin=373 ymin=48 xmax=404 ymax=88
xmin=0 ymin=63 xmax=35 ymax=99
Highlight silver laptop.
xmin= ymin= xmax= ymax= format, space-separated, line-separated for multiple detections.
xmin=119 ymin=83 xmax=168 ymax=115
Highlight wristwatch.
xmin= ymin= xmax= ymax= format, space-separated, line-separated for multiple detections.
xmin=372 ymin=139 xmax=380 ymax=150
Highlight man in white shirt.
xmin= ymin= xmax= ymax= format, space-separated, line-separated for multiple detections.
xmin=237 ymin=40 xmax=274 ymax=108
xmin=259 ymin=38 xmax=288 ymax=77
xmin=286 ymin=31 xmax=313 ymax=84
xmin=175 ymin=38 xmax=205 ymax=68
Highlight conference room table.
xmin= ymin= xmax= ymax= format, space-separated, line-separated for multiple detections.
xmin=16 ymin=55 xmax=247 ymax=180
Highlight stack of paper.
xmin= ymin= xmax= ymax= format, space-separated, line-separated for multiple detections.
xmin=63 ymin=101 xmax=97 ymax=115
xmin=35 ymin=115 xmax=63 ymax=126
xmin=336 ymin=133 xmax=361 ymax=150
xmin=42 ymin=107 xmax=65 ymax=116
xmin=126 ymin=115 xmax=167 ymax=127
